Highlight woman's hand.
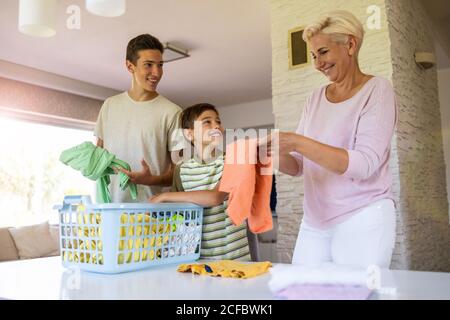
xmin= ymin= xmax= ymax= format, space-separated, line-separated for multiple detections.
xmin=259 ymin=131 xmax=300 ymax=156
xmin=277 ymin=132 xmax=301 ymax=153
xmin=260 ymin=131 xmax=349 ymax=176
xmin=278 ymin=132 xmax=350 ymax=175
xmin=258 ymin=131 xmax=302 ymax=176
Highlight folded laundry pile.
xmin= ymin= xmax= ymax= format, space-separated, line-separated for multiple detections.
xmin=275 ymin=283 xmax=372 ymax=300
xmin=178 ymin=260 xmax=272 ymax=279
xmin=268 ymin=263 xmax=374 ymax=300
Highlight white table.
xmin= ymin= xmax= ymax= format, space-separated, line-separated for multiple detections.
xmin=0 ymin=256 xmax=450 ymax=300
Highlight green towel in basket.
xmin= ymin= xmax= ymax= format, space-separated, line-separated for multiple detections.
xmin=59 ymin=141 xmax=138 ymax=203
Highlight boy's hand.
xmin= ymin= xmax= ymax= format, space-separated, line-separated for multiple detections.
xmin=115 ymin=159 xmax=155 ymax=185
xmin=149 ymin=193 xmax=167 ymax=203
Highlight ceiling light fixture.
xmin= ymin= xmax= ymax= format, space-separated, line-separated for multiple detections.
xmin=18 ymin=0 xmax=57 ymax=37
xmin=86 ymin=0 xmax=126 ymax=18
xmin=163 ymin=43 xmax=190 ymax=62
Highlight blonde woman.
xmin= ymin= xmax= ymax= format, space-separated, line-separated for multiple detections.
xmin=262 ymin=10 xmax=397 ymax=268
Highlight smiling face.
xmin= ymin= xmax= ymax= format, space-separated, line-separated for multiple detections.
xmin=126 ymin=49 xmax=163 ymax=93
xmin=197 ymin=110 xmax=224 ymax=147
xmin=185 ymin=109 xmax=224 ymax=148
xmin=309 ymin=33 xmax=357 ymax=82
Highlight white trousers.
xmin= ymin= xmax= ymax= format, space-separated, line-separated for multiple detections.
xmin=292 ymin=199 xmax=396 ymax=269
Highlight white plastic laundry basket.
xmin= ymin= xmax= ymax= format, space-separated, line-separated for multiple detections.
xmin=53 ymin=195 xmax=203 ymax=274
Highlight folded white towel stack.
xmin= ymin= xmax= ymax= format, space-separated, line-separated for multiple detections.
xmin=268 ymin=263 xmax=369 ymax=293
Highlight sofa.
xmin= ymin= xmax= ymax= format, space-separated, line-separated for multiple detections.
xmin=0 ymin=221 xmax=60 ymax=262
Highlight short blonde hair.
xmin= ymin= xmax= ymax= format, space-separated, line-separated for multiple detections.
xmin=302 ymin=10 xmax=365 ymax=50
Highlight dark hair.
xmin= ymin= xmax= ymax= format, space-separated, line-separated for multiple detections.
xmin=126 ymin=34 xmax=164 ymax=65
xmin=181 ymin=103 xmax=219 ymax=129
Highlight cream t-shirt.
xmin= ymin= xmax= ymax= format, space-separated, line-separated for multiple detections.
xmin=94 ymin=92 xmax=185 ymax=202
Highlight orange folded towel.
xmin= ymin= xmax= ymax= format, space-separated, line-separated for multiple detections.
xmin=219 ymin=138 xmax=273 ymax=233
xmin=178 ymin=260 xmax=272 ymax=279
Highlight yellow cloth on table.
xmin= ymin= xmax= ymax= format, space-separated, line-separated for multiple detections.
xmin=177 ymin=260 xmax=272 ymax=279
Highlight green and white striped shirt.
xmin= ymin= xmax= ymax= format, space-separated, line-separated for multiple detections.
xmin=173 ymin=154 xmax=251 ymax=261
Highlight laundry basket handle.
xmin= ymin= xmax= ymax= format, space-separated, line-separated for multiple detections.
xmin=53 ymin=195 xmax=92 ymax=211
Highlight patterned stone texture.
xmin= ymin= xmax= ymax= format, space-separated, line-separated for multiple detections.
xmin=386 ymin=0 xmax=450 ymax=271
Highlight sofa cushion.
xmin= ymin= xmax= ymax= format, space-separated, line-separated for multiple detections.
xmin=0 ymin=227 xmax=19 ymax=261
xmin=9 ymin=221 xmax=59 ymax=260
xmin=48 ymin=224 xmax=61 ymax=256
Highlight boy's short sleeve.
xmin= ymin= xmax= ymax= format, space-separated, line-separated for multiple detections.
xmin=171 ymin=164 xmax=184 ymax=192
xmin=94 ymin=100 xmax=108 ymax=140
xmin=167 ymin=110 xmax=186 ymax=152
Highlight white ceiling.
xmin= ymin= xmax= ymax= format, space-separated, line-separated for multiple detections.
xmin=0 ymin=1 xmax=448 ymax=108
xmin=0 ymin=0 xmax=272 ymax=107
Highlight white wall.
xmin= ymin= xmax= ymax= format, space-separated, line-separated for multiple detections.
xmin=216 ymin=98 xmax=274 ymax=129
xmin=439 ymin=68 xmax=450 ymax=219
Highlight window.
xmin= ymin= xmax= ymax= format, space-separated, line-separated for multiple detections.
xmin=0 ymin=116 xmax=96 ymax=227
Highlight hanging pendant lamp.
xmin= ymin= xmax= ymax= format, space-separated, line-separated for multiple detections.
xmin=86 ymin=0 xmax=126 ymax=18
xmin=18 ymin=0 xmax=57 ymax=37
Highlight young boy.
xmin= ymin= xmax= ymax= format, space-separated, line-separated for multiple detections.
xmin=149 ymin=103 xmax=251 ymax=261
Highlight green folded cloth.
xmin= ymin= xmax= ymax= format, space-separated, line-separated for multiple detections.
xmin=59 ymin=141 xmax=137 ymax=203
